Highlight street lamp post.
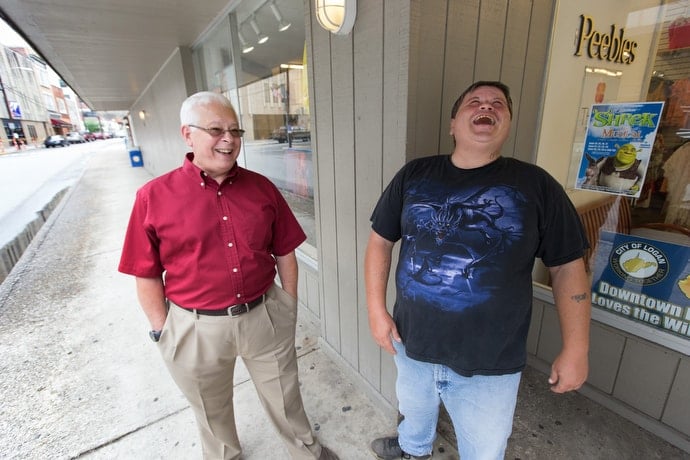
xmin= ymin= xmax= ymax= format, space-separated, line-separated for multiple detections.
xmin=282 ymin=66 xmax=292 ymax=148
xmin=280 ymin=63 xmax=305 ymax=148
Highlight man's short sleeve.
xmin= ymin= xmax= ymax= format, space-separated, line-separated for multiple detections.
xmin=271 ymin=185 xmax=307 ymax=256
xmin=536 ymin=177 xmax=589 ymax=267
xmin=370 ymin=168 xmax=406 ymax=243
xmin=118 ymin=188 xmax=164 ymax=277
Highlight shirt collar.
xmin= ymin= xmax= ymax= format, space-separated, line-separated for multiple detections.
xmin=183 ymin=152 xmax=241 ymax=185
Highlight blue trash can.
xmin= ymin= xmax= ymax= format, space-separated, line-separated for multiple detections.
xmin=128 ymin=148 xmax=143 ymax=167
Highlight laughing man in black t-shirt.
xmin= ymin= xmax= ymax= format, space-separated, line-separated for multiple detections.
xmin=366 ymin=81 xmax=591 ymax=460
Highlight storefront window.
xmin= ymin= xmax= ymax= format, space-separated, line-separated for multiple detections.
xmin=537 ymin=1 xmax=690 ymax=354
xmin=562 ymin=2 xmax=690 ymax=238
xmin=193 ymin=0 xmax=315 ymax=250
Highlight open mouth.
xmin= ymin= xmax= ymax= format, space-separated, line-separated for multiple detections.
xmin=472 ymin=114 xmax=495 ymax=125
xmin=215 ymin=148 xmax=234 ymax=155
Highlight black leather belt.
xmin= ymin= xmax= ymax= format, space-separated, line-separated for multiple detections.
xmin=178 ymin=294 xmax=265 ymax=317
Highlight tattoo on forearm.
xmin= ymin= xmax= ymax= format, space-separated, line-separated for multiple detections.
xmin=571 ymin=292 xmax=588 ymax=303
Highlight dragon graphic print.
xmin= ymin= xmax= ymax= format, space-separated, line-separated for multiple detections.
xmin=398 ymin=182 xmax=528 ymax=313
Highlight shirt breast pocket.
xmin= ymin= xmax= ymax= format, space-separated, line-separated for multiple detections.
xmin=236 ymin=206 xmax=274 ymax=250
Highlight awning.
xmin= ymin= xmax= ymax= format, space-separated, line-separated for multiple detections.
xmin=50 ymin=118 xmax=72 ymax=128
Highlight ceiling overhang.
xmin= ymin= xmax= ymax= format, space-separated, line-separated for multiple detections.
xmin=0 ymin=0 xmax=233 ymax=111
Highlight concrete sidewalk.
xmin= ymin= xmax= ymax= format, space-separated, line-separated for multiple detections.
xmin=0 ymin=143 xmax=688 ymax=459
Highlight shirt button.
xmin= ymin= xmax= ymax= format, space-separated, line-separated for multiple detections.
xmin=200 ymin=182 xmax=204 ymax=187
xmin=236 ymin=294 xmax=241 ymax=298
xmin=223 ymin=216 xmax=228 ymax=221
xmin=217 ymin=191 xmax=222 ymax=196
xmin=228 ymin=242 xmax=233 ymax=247
xmin=233 ymin=268 xmax=238 ymax=273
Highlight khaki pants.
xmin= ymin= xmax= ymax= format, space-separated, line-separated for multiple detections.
xmin=157 ymin=284 xmax=321 ymax=460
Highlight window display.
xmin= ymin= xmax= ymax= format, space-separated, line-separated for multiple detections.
xmin=587 ymin=2 xmax=690 ymax=353
xmin=540 ymin=0 xmax=690 ymax=353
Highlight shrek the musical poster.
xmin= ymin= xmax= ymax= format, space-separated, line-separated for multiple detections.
xmin=575 ymin=101 xmax=664 ymax=198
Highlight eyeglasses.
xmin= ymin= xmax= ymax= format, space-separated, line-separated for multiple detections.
xmin=188 ymin=124 xmax=245 ymax=138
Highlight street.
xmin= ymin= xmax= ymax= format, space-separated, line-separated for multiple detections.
xmin=0 ymin=140 xmax=121 ymax=247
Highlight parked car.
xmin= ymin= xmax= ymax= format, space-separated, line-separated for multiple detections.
xmin=92 ymin=131 xmax=113 ymax=140
xmin=65 ymin=132 xmax=86 ymax=144
xmin=44 ymin=135 xmax=70 ymax=148
xmin=270 ymin=126 xmax=311 ymax=143
xmin=80 ymin=130 xmax=96 ymax=142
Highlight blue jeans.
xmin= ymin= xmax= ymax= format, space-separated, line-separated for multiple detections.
xmin=393 ymin=341 xmax=521 ymax=459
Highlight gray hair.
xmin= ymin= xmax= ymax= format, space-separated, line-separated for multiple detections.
xmin=179 ymin=91 xmax=237 ymax=126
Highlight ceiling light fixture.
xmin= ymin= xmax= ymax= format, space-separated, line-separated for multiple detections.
xmin=250 ymin=16 xmax=269 ymax=44
xmin=238 ymin=30 xmax=254 ymax=54
xmin=315 ymin=0 xmax=356 ymax=35
xmin=270 ymin=2 xmax=292 ymax=32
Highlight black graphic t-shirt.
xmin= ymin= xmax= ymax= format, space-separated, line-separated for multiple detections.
xmin=370 ymin=155 xmax=588 ymax=376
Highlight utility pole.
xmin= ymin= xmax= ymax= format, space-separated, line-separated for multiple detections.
xmin=0 ymin=73 xmax=15 ymax=151
xmin=0 ymin=74 xmax=12 ymax=118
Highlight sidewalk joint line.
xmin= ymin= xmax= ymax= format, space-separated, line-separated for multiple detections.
xmin=69 ymin=406 xmax=190 ymax=458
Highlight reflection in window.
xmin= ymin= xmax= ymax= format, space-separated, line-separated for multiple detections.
xmin=195 ymin=18 xmax=234 ymax=95
xmin=640 ymin=0 xmax=690 ymax=233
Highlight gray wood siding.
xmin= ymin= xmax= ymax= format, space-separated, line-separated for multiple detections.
xmin=307 ymin=0 xmax=554 ymax=404
xmin=353 ymin=0 xmax=385 ymax=390
xmin=379 ymin=4 xmax=411 ymax=403
xmin=440 ymin=0 xmax=481 ymax=156
xmin=308 ymin=1 xmax=341 ymax=352
xmin=408 ymin=1 xmax=448 ymax=161
xmin=330 ymin=29 xmax=357 ymax=367
xmin=514 ymin=0 xmax=553 ymax=163
xmin=530 ymin=289 xmax=690 ymax=450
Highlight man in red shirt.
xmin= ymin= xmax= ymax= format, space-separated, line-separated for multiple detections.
xmin=118 ymin=91 xmax=338 ymax=460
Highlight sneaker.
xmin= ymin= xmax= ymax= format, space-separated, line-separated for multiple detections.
xmin=319 ymin=445 xmax=339 ymax=460
xmin=370 ymin=436 xmax=431 ymax=459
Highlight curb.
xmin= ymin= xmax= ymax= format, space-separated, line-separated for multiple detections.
xmin=0 ymin=188 xmax=69 ymax=284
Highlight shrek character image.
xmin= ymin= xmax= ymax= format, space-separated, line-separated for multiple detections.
xmin=582 ymin=143 xmax=645 ymax=194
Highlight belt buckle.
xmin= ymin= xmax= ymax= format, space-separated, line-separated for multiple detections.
xmin=229 ymin=303 xmax=249 ymax=316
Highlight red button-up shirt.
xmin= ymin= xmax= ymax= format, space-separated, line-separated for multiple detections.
xmin=118 ymin=153 xmax=306 ymax=309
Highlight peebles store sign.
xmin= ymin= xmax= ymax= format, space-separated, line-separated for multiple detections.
xmin=574 ymin=14 xmax=638 ymax=64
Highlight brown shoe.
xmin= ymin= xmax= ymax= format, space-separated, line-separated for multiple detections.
xmin=319 ymin=445 xmax=339 ymax=460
